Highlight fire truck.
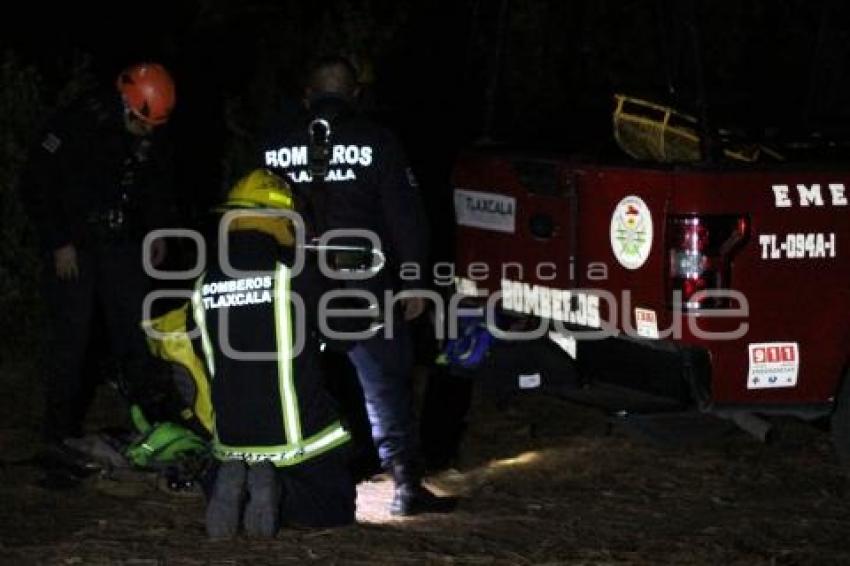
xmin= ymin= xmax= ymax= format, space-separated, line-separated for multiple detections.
xmin=449 ymin=95 xmax=850 ymax=466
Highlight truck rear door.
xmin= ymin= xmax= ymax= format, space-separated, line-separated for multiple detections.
xmin=452 ymin=151 xmax=577 ymax=296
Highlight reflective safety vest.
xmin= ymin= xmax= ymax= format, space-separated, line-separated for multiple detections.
xmin=192 ymin=259 xmax=349 ymax=467
xmin=150 ymin=249 xmax=350 ymax=467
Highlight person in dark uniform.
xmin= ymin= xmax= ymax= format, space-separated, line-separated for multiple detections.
xmin=260 ymin=56 xmax=454 ymax=516
xmin=20 ymin=62 xmax=177 ymax=470
xmin=194 ymin=169 xmax=354 ymax=537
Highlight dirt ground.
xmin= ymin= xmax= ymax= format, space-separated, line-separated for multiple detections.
xmin=1 ymin=362 xmax=849 ymax=565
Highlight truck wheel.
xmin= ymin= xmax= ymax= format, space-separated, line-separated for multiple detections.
xmin=830 ymin=374 xmax=850 ymax=469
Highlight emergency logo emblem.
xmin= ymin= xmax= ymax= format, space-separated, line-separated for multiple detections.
xmin=747 ymin=342 xmax=799 ymax=389
xmin=610 ymin=195 xmax=653 ymax=269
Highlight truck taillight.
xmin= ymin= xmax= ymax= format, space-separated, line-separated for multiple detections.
xmin=667 ymin=215 xmax=749 ymax=310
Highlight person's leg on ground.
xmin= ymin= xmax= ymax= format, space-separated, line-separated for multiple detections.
xmin=244 ymin=461 xmax=281 ymax=537
xmin=322 ymin=351 xmax=381 ymax=482
xmin=205 ymin=460 xmax=247 ymax=538
xmin=347 ymin=322 xmax=456 ymax=515
xmin=42 ymin=249 xmax=96 ymax=443
xmin=278 ymin=449 xmax=356 ymax=528
xmin=96 ymin=243 xmax=164 ymax=415
xmin=40 ymin=249 xmax=106 ymax=477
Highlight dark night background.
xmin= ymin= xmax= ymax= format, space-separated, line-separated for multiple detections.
xmin=2 ymin=4 xmax=850 ymax=560
xmin=1 ymin=0 xmax=849 ymax=358
xmin=4 ymin=0 xmax=850 ymax=206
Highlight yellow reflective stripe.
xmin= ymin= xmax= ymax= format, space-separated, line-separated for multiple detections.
xmin=303 ymin=422 xmax=350 ymax=454
xmin=192 ymin=275 xmax=215 ymax=379
xmin=222 ymin=199 xmax=263 ymax=208
xmin=274 ymin=263 xmax=301 ymax=443
xmin=213 ymin=422 xmax=350 ymax=467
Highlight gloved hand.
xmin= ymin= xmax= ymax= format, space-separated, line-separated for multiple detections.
xmin=54 ymin=244 xmax=79 ymax=281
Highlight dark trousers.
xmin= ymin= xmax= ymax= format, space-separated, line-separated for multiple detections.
xmin=203 ymin=449 xmax=356 ymax=529
xmin=278 ymin=448 xmax=356 ymax=528
xmin=42 ymin=243 xmax=150 ymax=441
xmin=322 ymin=352 xmax=381 ymax=480
xmin=347 ymin=320 xmax=416 ymax=468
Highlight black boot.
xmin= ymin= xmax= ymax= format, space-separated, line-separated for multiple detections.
xmin=243 ymin=461 xmax=280 ymax=538
xmin=206 ymin=461 xmax=247 ymax=538
xmin=389 ymin=460 xmax=458 ymax=517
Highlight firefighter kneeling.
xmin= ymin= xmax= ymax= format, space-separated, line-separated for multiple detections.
xmin=192 ymin=169 xmax=355 ymax=537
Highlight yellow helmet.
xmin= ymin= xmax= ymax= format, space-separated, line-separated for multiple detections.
xmin=219 ymin=169 xmax=295 ymax=246
xmin=220 ymin=168 xmax=294 ymax=210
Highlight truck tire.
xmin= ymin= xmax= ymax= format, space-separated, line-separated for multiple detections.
xmin=830 ymin=373 xmax=850 ymax=469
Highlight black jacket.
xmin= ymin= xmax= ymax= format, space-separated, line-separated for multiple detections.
xmin=189 ymin=232 xmax=349 ymax=464
xmin=260 ymin=98 xmax=429 ymax=293
xmin=20 ymin=89 xmax=175 ymax=251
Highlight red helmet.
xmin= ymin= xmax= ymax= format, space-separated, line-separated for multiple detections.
xmin=116 ymin=63 xmax=176 ymax=126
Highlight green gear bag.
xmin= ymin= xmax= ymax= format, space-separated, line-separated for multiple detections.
xmin=124 ymin=405 xmax=209 ymax=468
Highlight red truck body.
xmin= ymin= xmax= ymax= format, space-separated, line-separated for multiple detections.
xmin=452 ymin=151 xmax=850 ymax=417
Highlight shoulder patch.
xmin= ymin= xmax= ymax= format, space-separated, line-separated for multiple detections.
xmin=41 ymin=133 xmax=62 ymax=154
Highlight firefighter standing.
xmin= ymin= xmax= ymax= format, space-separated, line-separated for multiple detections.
xmin=195 ymin=169 xmax=355 ymax=537
xmin=20 ymin=63 xmax=176 ymax=468
xmin=261 ymin=57 xmax=454 ymax=516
